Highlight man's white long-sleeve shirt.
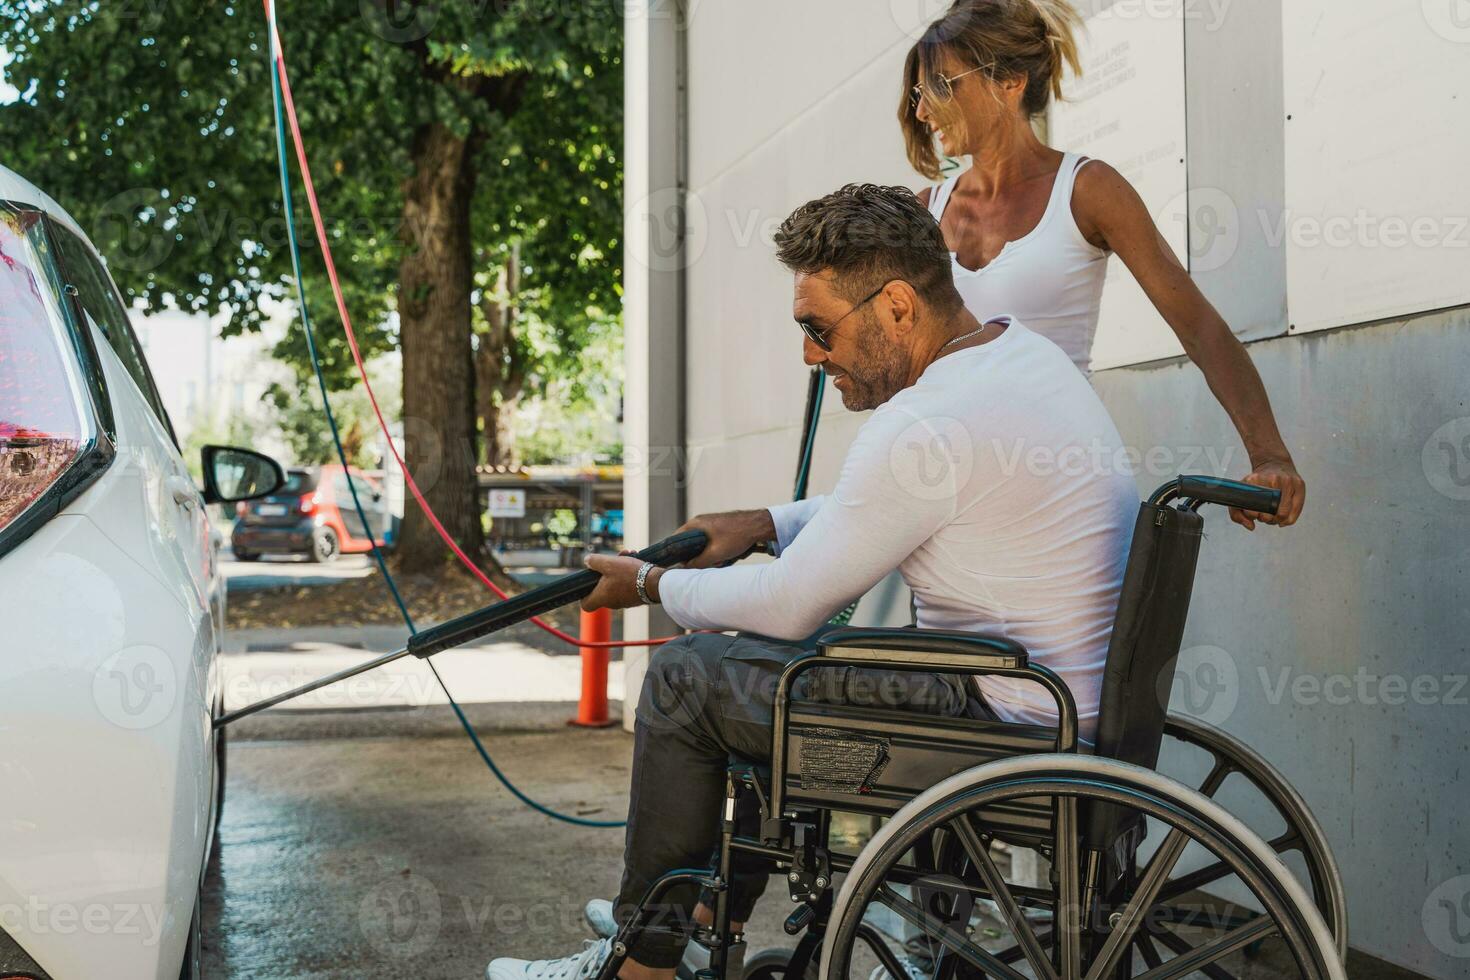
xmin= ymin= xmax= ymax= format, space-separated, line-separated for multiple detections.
xmin=657 ymin=322 xmax=1136 ymax=739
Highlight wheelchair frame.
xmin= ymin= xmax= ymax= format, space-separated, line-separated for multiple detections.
xmin=595 ymin=478 xmax=1346 ymax=980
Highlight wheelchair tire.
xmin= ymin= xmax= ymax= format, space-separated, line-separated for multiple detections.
xmin=820 ymin=754 xmax=1345 ymax=980
xmin=1161 ymin=713 xmax=1349 ymax=961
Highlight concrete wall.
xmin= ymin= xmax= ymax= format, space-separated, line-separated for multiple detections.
xmin=1093 ymin=310 xmax=1470 ymax=977
xmin=626 ymin=0 xmax=1470 ymax=973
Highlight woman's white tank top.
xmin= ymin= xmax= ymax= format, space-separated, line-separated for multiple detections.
xmin=928 ymin=152 xmax=1108 ymax=373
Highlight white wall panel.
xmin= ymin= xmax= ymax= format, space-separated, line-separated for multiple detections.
xmin=685 ymin=1 xmax=923 ymax=508
xmin=1282 ymin=0 xmax=1470 ymax=333
xmin=1049 ymin=0 xmax=1189 ymax=369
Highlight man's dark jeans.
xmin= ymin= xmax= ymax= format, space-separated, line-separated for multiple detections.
xmin=613 ymin=630 xmax=982 ymax=969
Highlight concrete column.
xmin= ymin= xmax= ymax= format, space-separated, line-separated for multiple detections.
xmin=621 ymin=0 xmax=687 ymax=731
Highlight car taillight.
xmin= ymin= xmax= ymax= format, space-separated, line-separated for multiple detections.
xmin=236 ymin=501 xmax=249 ymax=518
xmin=299 ymin=492 xmax=317 ymax=515
xmin=0 ymin=220 xmax=93 ymax=535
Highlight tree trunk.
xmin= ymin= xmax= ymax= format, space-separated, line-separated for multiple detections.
xmin=395 ymin=120 xmax=487 ymax=574
xmin=475 ymin=244 xmax=525 ymax=469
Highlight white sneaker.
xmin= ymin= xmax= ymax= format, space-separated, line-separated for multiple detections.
xmin=580 ymin=898 xmax=716 ymax=979
xmin=487 ymin=937 xmax=613 ymax=980
xmin=583 ymin=898 xmax=618 ymax=939
xmin=867 ymin=954 xmax=931 ymax=980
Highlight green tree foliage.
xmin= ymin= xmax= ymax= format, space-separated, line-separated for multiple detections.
xmin=0 ymin=0 xmax=623 ymax=571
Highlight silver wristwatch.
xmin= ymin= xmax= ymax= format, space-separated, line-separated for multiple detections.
xmin=634 ymin=561 xmax=658 ymax=605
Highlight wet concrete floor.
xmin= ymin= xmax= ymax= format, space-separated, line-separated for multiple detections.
xmin=203 ymin=720 xmax=643 ymax=979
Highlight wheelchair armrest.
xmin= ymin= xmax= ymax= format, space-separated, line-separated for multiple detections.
xmin=817 ymin=625 xmax=1028 ymax=671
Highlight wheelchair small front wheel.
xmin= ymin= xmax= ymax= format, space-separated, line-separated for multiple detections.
xmin=742 ymin=946 xmax=798 ymax=980
xmin=820 ymin=755 xmax=1345 ymax=980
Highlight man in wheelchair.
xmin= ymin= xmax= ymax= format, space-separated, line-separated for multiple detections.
xmin=487 ymin=183 xmax=1344 ymax=980
xmin=486 ymin=181 xmax=1141 ymax=980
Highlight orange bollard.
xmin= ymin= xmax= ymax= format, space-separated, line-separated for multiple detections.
xmin=569 ymin=607 xmax=616 ymax=728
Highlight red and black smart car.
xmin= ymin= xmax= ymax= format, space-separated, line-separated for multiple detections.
xmin=231 ymin=464 xmax=388 ymax=562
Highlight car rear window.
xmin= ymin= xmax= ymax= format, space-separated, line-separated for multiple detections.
xmin=282 ymin=471 xmax=315 ymax=494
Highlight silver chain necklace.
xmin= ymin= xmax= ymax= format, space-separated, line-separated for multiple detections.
xmin=938 ymin=323 xmax=990 ymax=351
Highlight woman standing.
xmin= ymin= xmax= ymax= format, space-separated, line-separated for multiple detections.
xmin=903 ymin=0 xmax=1304 ymax=528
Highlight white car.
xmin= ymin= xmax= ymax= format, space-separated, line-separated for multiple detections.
xmin=0 ymin=165 xmax=284 ymax=979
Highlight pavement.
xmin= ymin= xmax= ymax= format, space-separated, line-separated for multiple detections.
xmin=221 ymin=549 xmax=579 ymax=594
xmin=220 ymin=625 xmax=626 ymax=719
xmin=221 ymin=553 xmax=379 ymax=593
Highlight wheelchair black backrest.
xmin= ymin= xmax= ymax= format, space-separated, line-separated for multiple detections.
xmin=1091 ymin=500 xmax=1204 ymax=771
xmin=1084 ymin=477 xmax=1278 ymax=858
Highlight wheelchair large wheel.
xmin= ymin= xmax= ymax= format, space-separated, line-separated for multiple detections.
xmin=821 ymin=755 xmax=1344 ymax=980
xmin=1158 ymin=714 xmax=1348 ymax=961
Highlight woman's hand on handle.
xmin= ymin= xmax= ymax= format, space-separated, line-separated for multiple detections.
xmin=1234 ymin=457 xmax=1306 ymax=531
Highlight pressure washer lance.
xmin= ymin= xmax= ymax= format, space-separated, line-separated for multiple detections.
xmin=213 ymin=530 xmax=710 ymax=729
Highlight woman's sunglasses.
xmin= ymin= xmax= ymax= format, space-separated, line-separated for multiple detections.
xmin=798 ymin=282 xmax=887 ymax=352
xmin=910 ymin=64 xmax=990 ymax=108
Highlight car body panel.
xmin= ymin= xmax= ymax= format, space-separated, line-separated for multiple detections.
xmin=0 ymin=163 xmax=221 ymax=979
xmin=0 ymin=511 xmax=207 ymax=980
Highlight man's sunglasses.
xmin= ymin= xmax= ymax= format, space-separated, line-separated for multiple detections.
xmin=798 ymin=282 xmax=887 ymax=352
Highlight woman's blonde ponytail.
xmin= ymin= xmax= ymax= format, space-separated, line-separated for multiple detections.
xmin=1027 ymin=0 xmax=1084 ymax=102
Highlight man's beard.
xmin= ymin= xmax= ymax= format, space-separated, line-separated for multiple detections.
xmin=835 ymin=312 xmax=910 ymax=411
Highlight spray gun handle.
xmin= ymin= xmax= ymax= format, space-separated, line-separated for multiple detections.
xmin=406 ymin=529 xmax=709 ymax=660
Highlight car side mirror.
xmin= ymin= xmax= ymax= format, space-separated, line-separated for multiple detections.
xmin=200 ymin=445 xmax=286 ymax=504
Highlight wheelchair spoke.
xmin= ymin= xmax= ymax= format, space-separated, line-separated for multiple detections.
xmin=1136 ymin=918 xmax=1275 ymax=980
xmin=1082 ymin=825 xmax=1190 ymax=980
xmin=1134 ymin=932 xmax=1165 ymax=970
xmin=873 ymin=883 xmax=1031 ymax=980
xmin=857 ymin=923 xmax=920 ymax=980
xmin=1053 ymin=797 xmax=1083 ymax=978
xmin=1196 ymin=759 xmax=1233 ymax=798
xmin=950 ymin=816 xmax=1059 ymax=980
xmin=1156 ymin=828 xmax=1304 ymax=906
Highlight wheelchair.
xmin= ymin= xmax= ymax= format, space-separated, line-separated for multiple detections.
xmin=596 ymin=476 xmax=1347 ymax=980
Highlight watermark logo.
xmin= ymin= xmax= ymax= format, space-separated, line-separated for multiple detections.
xmin=0 ymin=898 xmax=165 ymax=945
xmin=889 ymin=416 xmax=973 ymax=501
xmin=1258 ymin=666 xmax=1468 ymax=707
xmin=627 ymin=186 xmax=708 ymax=274
xmin=1159 ymin=645 xmax=1238 ymax=725
xmin=359 ymin=873 xmax=442 ymax=958
xmin=1423 ymin=875 xmax=1470 ymax=958
xmin=93 ymin=645 xmax=177 ymax=730
xmin=1086 ymin=0 xmax=1234 ymax=33
xmin=1161 ymin=187 xmax=1240 ymax=273
xmin=94 ymin=189 xmax=174 ymax=273
xmin=1423 ymin=417 xmax=1470 ymax=501
xmin=360 ymin=0 xmax=439 ymax=43
xmin=1423 ymin=0 xmax=1470 ymax=43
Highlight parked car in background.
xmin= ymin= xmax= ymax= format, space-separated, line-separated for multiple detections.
xmin=0 ymin=165 xmax=286 ymax=979
xmin=230 ymin=463 xmax=389 ymax=563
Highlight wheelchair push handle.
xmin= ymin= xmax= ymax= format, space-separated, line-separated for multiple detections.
xmin=406 ymin=529 xmax=709 ymax=659
xmin=1150 ymin=474 xmax=1281 ymax=515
